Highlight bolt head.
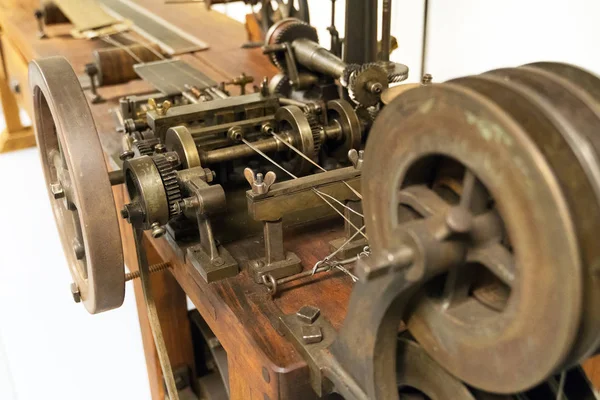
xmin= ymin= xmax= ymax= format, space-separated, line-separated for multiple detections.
xmin=301 ymin=325 xmax=323 ymax=344
xmin=50 ymin=182 xmax=65 ymax=199
xmin=151 ymin=223 xmax=166 ymax=238
xmin=154 ymin=143 xmax=166 ymax=153
xmin=296 ymin=305 xmax=321 ymax=324
xmin=70 ymin=283 xmax=81 ymax=303
xmin=119 ymin=150 xmax=135 ymax=161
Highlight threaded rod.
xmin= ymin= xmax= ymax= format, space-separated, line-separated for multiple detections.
xmin=125 ymin=262 xmax=171 ymax=281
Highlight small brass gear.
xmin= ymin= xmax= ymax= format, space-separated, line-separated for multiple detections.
xmin=152 ymin=154 xmax=182 ymax=219
xmin=348 ymin=63 xmax=389 ymax=106
xmin=305 ymin=112 xmax=323 ymax=153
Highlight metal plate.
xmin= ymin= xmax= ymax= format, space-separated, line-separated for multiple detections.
xmin=362 ymin=83 xmax=581 ymax=393
xmin=134 ymin=59 xmax=216 ymax=96
xmin=98 ymin=0 xmax=209 ymax=55
xmin=29 ymin=57 xmax=124 ymax=314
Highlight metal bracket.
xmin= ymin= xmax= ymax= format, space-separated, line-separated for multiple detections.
xmin=182 ymin=175 xmax=238 ymax=282
xmin=248 ymin=219 xmax=302 ymax=283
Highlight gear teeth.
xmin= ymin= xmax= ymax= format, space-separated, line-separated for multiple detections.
xmin=152 ymin=155 xmax=182 ymax=218
xmin=133 ymin=138 xmax=160 ymax=156
xmin=348 ymin=63 xmax=388 ymax=106
xmin=305 ymin=112 xmax=323 ymax=154
xmin=268 ymin=19 xmax=319 ymax=72
xmin=341 ymin=64 xmax=360 ymax=87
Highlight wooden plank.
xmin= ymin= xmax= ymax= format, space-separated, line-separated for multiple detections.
xmin=54 ymin=0 xmax=118 ymax=32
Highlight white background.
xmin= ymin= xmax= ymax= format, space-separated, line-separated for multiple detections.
xmin=1 ymin=1 xmax=600 ymax=399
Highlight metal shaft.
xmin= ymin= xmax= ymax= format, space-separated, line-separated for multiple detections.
xmin=200 ymin=136 xmax=288 ymax=165
xmin=292 ymin=38 xmax=347 ymax=78
xmin=380 ymin=0 xmax=393 ymax=62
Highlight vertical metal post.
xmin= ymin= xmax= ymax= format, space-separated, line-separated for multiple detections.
xmin=380 ymin=0 xmax=392 ymax=62
xmin=343 ymin=0 xmax=378 ymax=64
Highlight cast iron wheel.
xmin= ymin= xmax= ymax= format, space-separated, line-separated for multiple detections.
xmin=362 ymin=82 xmax=582 ymax=393
xmin=29 ymin=56 xmax=124 ymax=314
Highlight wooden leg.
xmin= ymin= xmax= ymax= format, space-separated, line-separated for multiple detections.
xmin=116 ymin=185 xmax=196 ymax=399
xmin=0 ymin=33 xmax=34 ymax=153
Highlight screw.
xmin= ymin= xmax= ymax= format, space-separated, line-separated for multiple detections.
xmin=154 ymin=143 xmax=166 ymax=153
xmin=251 ymin=260 xmax=264 ymax=269
xmin=9 ymin=79 xmax=20 ymax=94
xmin=119 ymin=150 xmax=135 ymax=160
xmin=296 ymin=306 xmax=321 ymax=324
xmin=301 ymin=325 xmax=323 ymax=344
xmin=151 ymin=222 xmax=166 ymax=238
xmin=421 ymin=73 xmax=433 ymax=85
xmin=70 ymin=282 xmax=81 ymax=303
xmin=50 ymin=182 xmax=64 ymax=199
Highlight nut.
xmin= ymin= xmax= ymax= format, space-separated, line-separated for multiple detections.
xmin=301 ymin=325 xmax=323 ymax=344
xmin=296 ymin=305 xmax=320 ymax=324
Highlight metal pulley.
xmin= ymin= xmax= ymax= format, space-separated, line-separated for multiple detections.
xmin=29 ymin=56 xmax=125 ymax=314
xmin=358 ymin=62 xmax=600 ymax=394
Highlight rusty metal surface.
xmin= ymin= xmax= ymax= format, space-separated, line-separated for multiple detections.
xmin=396 ymin=337 xmax=475 ymax=400
xmin=362 ymin=82 xmax=582 ymax=393
xmin=475 ymin=64 xmax=600 ymax=369
xmin=29 ymin=56 xmax=124 ymax=313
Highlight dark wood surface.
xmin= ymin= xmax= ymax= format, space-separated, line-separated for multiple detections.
xmin=0 ymin=3 xmax=352 ymax=399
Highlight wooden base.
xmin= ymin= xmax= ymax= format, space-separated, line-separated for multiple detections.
xmin=0 ymin=126 xmax=35 ymax=153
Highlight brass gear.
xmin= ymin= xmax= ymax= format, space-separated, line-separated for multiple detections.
xmin=348 ymin=63 xmax=389 ymax=106
xmin=305 ymin=112 xmax=323 ymax=153
xmin=152 ymin=154 xmax=182 ymax=219
xmin=265 ymin=18 xmax=319 ymax=72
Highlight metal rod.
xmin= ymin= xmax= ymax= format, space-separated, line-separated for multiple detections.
xmin=380 ymin=0 xmax=393 ymax=62
xmin=125 ymin=261 xmax=171 ymax=281
xmin=343 ymin=0 xmax=378 ymax=64
xmin=133 ymin=229 xmax=179 ymax=400
xmin=420 ymin=0 xmax=430 ymax=78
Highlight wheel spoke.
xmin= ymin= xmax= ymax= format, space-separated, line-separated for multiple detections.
xmin=440 ymin=265 xmax=473 ymax=310
xmin=467 ymin=243 xmax=515 ymax=287
xmin=398 ymin=185 xmax=450 ymax=218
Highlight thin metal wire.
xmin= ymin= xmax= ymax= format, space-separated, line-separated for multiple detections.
xmin=267 ymin=129 xmax=363 ymax=201
xmin=312 ymin=226 xmax=366 ymax=274
xmin=556 ymin=371 xmax=566 ymax=400
xmin=240 ymin=138 xmax=368 ymax=240
xmin=121 ymin=31 xmax=167 ymax=60
xmin=100 ymin=35 xmax=144 ymax=63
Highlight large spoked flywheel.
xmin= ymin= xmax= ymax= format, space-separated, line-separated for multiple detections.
xmin=362 ymin=74 xmax=586 ymax=393
xmin=30 ymin=57 xmax=124 ymax=314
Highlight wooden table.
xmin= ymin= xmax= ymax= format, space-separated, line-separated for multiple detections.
xmin=0 ymin=2 xmax=353 ymax=399
xmin=2 ymin=1 xmax=599 ymax=398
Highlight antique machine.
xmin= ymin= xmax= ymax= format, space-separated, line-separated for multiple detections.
xmin=24 ymin=1 xmax=600 ymax=399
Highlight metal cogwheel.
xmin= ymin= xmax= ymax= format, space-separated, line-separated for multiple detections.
xmin=305 ymin=112 xmax=323 ymax=154
xmin=133 ymin=137 xmax=160 ymax=157
xmin=265 ymin=18 xmax=319 ymax=72
xmin=340 ymin=64 xmax=360 ymax=87
xmin=151 ymin=154 xmax=182 ymax=218
xmin=377 ymin=61 xmax=410 ymax=84
xmin=348 ymin=63 xmax=389 ymax=107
